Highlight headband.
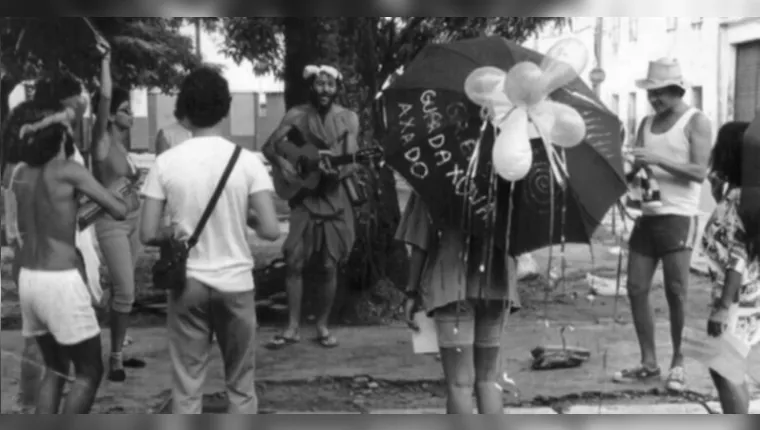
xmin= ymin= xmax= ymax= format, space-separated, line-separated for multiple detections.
xmin=18 ymin=107 xmax=75 ymax=141
xmin=303 ymin=64 xmax=342 ymax=81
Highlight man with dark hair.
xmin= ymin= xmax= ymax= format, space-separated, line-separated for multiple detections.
xmin=262 ymin=64 xmax=360 ymax=350
xmin=11 ymin=102 xmax=132 ymax=413
xmin=613 ymin=58 xmax=712 ymax=392
xmin=139 ymin=66 xmax=280 ymax=414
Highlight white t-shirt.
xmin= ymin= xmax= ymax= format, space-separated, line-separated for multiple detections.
xmin=140 ymin=136 xmax=273 ymax=293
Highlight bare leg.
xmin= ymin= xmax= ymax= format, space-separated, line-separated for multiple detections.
xmin=283 ymin=269 xmax=303 ymax=337
xmin=20 ymin=337 xmax=44 ymax=407
xmin=474 ymin=346 xmax=503 ymax=414
xmin=474 ymin=302 xmax=507 ymax=414
xmin=34 ymin=334 xmax=69 ymax=414
xmin=710 ymin=369 xmax=750 ymax=414
xmin=440 ymin=346 xmax=475 ymax=414
xmin=626 ymin=250 xmax=660 ymax=368
xmin=661 ymin=250 xmax=691 ymax=369
xmin=315 ymin=265 xmax=338 ymax=343
xmin=60 ymin=335 xmax=104 ymax=414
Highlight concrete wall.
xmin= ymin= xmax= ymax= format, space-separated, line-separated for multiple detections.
xmin=128 ymin=90 xmax=286 ymax=153
xmin=528 ymin=18 xmax=748 ymax=216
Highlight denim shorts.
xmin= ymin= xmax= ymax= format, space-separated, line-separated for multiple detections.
xmin=433 ymin=299 xmax=508 ymax=348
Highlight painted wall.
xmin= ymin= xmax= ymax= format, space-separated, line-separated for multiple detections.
xmin=129 ymin=90 xmax=286 ymax=153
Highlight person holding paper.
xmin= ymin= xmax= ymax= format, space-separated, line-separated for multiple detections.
xmin=700 ymin=121 xmax=760 ymax=414
xmin=397 ymin=192 xmax=520 ymax=414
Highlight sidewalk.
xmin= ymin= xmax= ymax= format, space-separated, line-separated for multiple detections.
xmin=4 ymin=321 xmax=756 ymax=414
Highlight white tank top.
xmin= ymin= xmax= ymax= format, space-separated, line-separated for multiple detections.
xmin=161 ymin=122 xmax=192 ymax=149
xmin=641 ymin=108 xmax=702 ymax=216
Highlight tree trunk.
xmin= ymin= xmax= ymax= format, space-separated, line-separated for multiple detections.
xmin=282 ymin=18 xmax=406 ymax=323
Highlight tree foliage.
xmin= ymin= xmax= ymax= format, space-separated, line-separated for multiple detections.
xmin=220 ymin=17 xmax=564 ymax=102
xmin=1 ymin=18 xmax=202 ymax=91
xmin=219 ymin=18 xmax=566 ymax=319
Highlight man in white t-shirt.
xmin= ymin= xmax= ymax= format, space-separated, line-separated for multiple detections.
xmin=139 ymin=66 xmax=280 ymax=414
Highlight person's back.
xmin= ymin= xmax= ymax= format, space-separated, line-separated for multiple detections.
xmin=15 ymin=160 xmax=81 ymax=273
xmin=154 ymin=136 xmax=269 ymax=291
xmin=139 ymin=66 xmax=279 ymax=414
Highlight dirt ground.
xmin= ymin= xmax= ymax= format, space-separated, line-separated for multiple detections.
xmin=1 ymin=182 xmax=757 ymax=413
xmin=5 ymin=234 xmax=759 ymax=413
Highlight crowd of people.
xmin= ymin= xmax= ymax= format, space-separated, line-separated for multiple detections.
xmin=0 ymin=43 xmax=758 ymax=415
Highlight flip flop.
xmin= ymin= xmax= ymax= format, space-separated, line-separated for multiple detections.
xmin=266 ymin=333 xmax=301 ymax=350
xmin=314 ymin=333 xmax=339 ymax=348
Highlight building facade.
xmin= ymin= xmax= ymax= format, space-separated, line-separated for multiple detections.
xmin=528 ymin=17 xmax=760 ymax=215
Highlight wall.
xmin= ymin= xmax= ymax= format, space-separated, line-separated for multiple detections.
xmin=529 ymin=18 xmax=724 ymax=215
xmin=135 ymin=90 xmax=286 ymax=153
xmin=717 ymin=18 xmax=760 ymax=124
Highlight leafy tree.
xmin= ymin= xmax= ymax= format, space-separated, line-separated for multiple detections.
xmin=220 ymin=18 xmax=565 ymax=320
xmin=0 ymin=18 xmax=203 ymax=123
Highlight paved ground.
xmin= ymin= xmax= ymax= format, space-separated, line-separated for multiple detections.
xmin=2 ymin=177 xmax=759 ymax=414
xmin=2 ymin=319 xmax=758 ymax=413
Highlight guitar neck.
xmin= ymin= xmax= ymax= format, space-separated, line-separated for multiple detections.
xmin=327 ymin=153 xmax=363 ymax=167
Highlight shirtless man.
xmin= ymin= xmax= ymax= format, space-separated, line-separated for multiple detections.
xmin=13 ymin=103 xmax=134 ymax=413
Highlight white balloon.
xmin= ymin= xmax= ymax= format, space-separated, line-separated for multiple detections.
xmin=540 ymin=38 xmax=590 ymax=94
xmin=548 ymin=101 xmax=587 ymax=148
xmin=492 ymin=108 xmax=533 ymax=182
xmin=464 ymin=66 xmax=509 ymax=107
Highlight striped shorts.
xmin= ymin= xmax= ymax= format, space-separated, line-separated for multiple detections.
xmin=628 ymin=214 xmax=700 ymax=258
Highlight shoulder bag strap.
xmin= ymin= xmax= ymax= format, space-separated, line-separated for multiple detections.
xmin=187 ymin=145 xmax=242 ymax=249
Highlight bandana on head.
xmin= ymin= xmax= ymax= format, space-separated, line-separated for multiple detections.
xmin=303 ymin=64 xmax=342 ymax=81
xmin=18 ymin=107 xmax=75 ymax=141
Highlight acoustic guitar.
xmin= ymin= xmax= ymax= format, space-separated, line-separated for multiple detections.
xmin=271 ymin=129 xmax=383 ymax=201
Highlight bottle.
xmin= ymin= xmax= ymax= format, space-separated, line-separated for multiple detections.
xmin=640 ymin=166 xmax=662 ymax=207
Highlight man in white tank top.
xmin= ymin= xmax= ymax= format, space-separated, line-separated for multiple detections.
xmin=612 ymin=58 xmax=712 ymax=392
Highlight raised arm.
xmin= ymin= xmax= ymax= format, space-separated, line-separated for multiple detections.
xmin=91 ymin=48 xmax=113 ymax=162
xmin=62 ymin=161 xmax=127 ymax=220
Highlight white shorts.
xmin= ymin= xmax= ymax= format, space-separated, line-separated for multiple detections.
xmin=19 ymin=268 xmax=101 ymax=345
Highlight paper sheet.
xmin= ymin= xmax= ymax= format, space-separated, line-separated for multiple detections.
xmin=411 ymin=311 xmax=439 ymax=354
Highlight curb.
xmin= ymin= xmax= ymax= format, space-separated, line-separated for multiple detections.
xmin=273 ymin=402 xmax=715 ymax=414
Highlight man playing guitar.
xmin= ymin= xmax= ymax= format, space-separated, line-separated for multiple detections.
xmin=263 ymin=64 xmax=359 ymax=349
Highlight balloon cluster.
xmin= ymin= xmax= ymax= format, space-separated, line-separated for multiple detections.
xmin=464 ymin=38 xmax=590 ymax=182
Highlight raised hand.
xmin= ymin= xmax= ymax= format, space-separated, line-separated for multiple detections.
xmin=95 ymin=33 xmax=111 ymax=60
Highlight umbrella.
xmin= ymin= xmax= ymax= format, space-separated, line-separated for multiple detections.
xmin=381 ymin=36 xmax=626 ymax=255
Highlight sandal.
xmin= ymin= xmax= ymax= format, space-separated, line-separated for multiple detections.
xmin=266 ymin=333 xmax=301 ymax=350
xmin=314 ymin=332 xmax=339 ymax=348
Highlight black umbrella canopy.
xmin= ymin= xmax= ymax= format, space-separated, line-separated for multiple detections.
xmin=382 ymin=36 xmax=627 ymax=254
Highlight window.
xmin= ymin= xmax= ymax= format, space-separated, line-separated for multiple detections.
xmin=691 ymin=86 xmax=703 ymax=110
xmin=627 ymin=92 xmax=637 ymax=144
xmin=612 ymin=18 xmax=621 ymax=52
xmin=610 ymin=94 xmax=620 ymax=115
xmin=666 ymin=17 xmax=678 ymax=32
xmin=629 ymin=18 xmax=638 ymax=42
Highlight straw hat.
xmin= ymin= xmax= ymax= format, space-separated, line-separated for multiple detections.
xmin=635 ymin=58 xmax=688 ymax=91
